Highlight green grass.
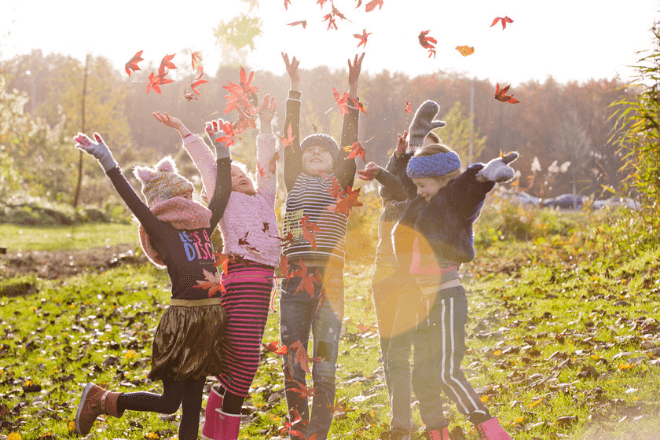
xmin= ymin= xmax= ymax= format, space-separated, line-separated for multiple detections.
xmin=0 ymin=223 xmax=138 ymax=252
xmin=0 ymin=206 xmax=658 ymax=439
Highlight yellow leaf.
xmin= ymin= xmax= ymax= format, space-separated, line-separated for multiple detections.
xmin=528 ymin=397 xmax=544 ymax=407
xmin=480 ymin=395 xmax=490 ymax=403
xmin=125 ymin=350 xmax=138 ymax=359
xmin=618 ymin=363 xmax=637 ymax=370
xmin=492 ymin=349 xmax=502 ymax=356
xmin=514 ymin=416 xmax=525 ymax=424
xmin=456 ymin=45 xmax=475 ymax=56
xmin=8 ymin=433 xmax=21 ymax=440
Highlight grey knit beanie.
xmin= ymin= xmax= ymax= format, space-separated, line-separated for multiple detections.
xmin=300 ymin=134 xmax=340 ymax=162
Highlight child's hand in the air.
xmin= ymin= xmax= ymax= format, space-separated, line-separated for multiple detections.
xmin=281 ymin=52 xmax=300 ymax=91
xmin=74 ymin=132 xmax=117 ymax=172
xmin=152 ymin=112 xmax=192 ymax=138
xmin=348 ymin=52 xmax=365 ymax=99
xmin=205 ymin=118 xmax=233 ymax=160
xmin=258 ymin=94 xmax=277 ymax=132
xmin=395 ymin=131 xmax=409 ymax=158
xmin=357 ymin=162 xmax=382 ymax=181
xmin=476 ymin=152 xmax=519 ymax=183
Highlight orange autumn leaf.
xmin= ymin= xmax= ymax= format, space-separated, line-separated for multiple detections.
xmin=456 ymin=45 xmax=475 ymax=56
xmin=193 ymin=269 xmax=226 ymax=298
xmin=353 ymin=29 xmax=372 ymax=47
xmin=494 ymin=83 xmax=520 ymax=104
xmin=124 ymin=50 xmax=143 ymax=76
xmin=491 ymin=15 xmax=514 ymax=30
xmin=287 ymin=20 xmax=307 ymax=29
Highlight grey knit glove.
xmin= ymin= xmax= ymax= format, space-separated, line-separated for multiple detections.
xmin=205 ymin=119 xmax=233 ymax=160
xmin=74 ymin=132 xmax=118 ymax=172
xmin=476 ymin=152 xmax=519 ymax=183
xmin=408 ymin=100 xmax=446 ymax=147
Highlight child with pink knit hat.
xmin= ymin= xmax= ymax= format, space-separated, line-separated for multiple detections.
xmin=73 ymin=126 xmax=233 ymax=440
xmin=153 ymin=94 xmax=280 ymax=440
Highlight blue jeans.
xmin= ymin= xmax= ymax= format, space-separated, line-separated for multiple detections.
xmin=279 ymin=263 xmax=344 ymax=440
xmin=412 ymin=286 xmax=491 ymax=430
xmin=372 ymin=264 xmax=444 ymax=433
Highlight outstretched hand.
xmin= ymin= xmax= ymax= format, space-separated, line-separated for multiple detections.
xmin=281 ymin=52 xmax=300 ymax=91
xmin=395 ymin=131 xmax=409 ymax=158
xmin=476 ymin=152 xmax=519 ymax=183
xmin=152 ymin=112 xmax=192 ymax=138
xmin=348 ymin=52 xmax=365 ymax=98
xmin=74 ymin=132 xmax=117 ymax=172
xmin=357 ymin=162 xmax=381 ymax=181
xmin=258 ymin=94 xmax=277 ymax=127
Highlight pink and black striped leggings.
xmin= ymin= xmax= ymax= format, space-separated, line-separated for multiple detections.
xmin=215 ymin=261 xmax=274 ymax=411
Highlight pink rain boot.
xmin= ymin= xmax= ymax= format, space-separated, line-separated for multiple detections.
xmin=475 ymin=417 xmax=512 ymax=440
xmin=214 ymin=408 xmax=241 ymax=440
xmin=201 ymin=386 xmax=224 ymax=440
xmin=427 ymin=427 xmax=451 ymax=440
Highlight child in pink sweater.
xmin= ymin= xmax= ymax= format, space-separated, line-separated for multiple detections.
xmin=153 ymin=95 xmax=280 ymax=440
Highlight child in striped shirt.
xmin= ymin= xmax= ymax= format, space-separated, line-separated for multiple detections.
xmin=278 ymin=52 xmax=364 ymax=440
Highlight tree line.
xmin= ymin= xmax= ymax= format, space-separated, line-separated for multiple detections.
xmin=1 ymin=49 xmax=635 ymax=208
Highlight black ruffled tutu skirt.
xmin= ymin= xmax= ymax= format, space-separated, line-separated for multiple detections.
xmin=148 ymin=299 xmax=227 ymax=382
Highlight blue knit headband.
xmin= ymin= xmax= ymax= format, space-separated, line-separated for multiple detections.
xmin=407 ymin=151 xmax=462 ymax=178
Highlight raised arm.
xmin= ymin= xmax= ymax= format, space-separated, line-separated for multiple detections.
xmin=282 ymin=52 xmax=302 ymax=191
xmin=152 ymin=112 xmax=217 ymax=198
xmin=74 ymin=133 xmax=159 ymax=233
xmin=256 ymin=94 xmax=278 ymax=197
xmin=335 ymin=52 xmax=365 ymax=188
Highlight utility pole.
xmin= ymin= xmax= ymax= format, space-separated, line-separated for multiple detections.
xmin=72 ymin=54 xmax=90 ymax=209
xmin=469 ymin=77 xmax=475 ymax=165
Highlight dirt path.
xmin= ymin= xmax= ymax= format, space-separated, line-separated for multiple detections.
xmin=0 ymin=243 xmax=148 ymax=279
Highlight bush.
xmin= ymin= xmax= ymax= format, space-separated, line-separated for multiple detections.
xmin=0 ymin=196 xmax=129 ymax=226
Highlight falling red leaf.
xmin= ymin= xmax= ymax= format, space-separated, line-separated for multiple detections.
xmin=405 ymin=101 xmax=412 ymax=113
xmin=287 ymin=20 xmax=307 ymax=28
xmin=333 ymin=87 xmax=349 ymax=116
xmin=278 ymin=255 xmax=293 ymax=279
xmin=328 ymin=185 xmax=363 ymax=215
xmin=263 ymin=340 xmax=288 ymax=355
xmin=349 ymin=96 xmax=366 ymax=114
xmin=321 ymin=171 xmax=343 ymax=199
xmin=213 ymin=252 xmax=231 ymax=277
xmin=290 ymin=380 xmax=316 ymax=399
xmin=284 ymin=0 xmax=291 ymax=10
xmin=184 ymin=92 xmax=198 ymax=101
xmin=418 ymin=30 xmax=437 ymax=58
xmin=365 ymin=0 xmax=383 ymax=12
xmin=146 ymin=72 xmax=173 ymax=95
xmin=331 ymin=4 xmax=348 ymax=21
xmin=193 ymin=269 xmax=226 ymax=298
xmin=353 ymin=29 xmax=371 ymax=47
xmin=214 ymin=120 xmax=238 ymax=147
xmin=301 ymin=215 xmax=321 ymax=250
xmin=124 ymin=50 xmax=143 ymax=76
xmin=158 ymin=53 xmax=176 ymax=77
xmin=491 ymin=16 xmax=514 ymax=30
xmin=344 ymin=142 xmax=365 ymax=161
xmin=257 ymin=162 xmax=266 ymax=177
xmin=323 ymin=13 xmax=338 ymax=30
xmin=191 ymin=51 xmax=203 ymax=73
xmin=272 ymin=232 xmax=295 ymax=248
xmin=280 ymin=123 xmax=297 ymax=150
xmin=289 ymin=340 xmax=311 ymax=374
xmin=317 ymin=0 xmax=328 ymax=7
xmin=494 ymin=83 xmax=520 ymax=104
xmin=190 ymin=76 xmax=208 ymax=95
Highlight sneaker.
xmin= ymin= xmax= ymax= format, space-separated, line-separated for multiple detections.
xmin=475 ymin=417 xmax=512 ymax=440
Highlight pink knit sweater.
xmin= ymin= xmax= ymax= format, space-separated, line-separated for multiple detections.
xmin=183 ymin=132 xmax=281 ymax=267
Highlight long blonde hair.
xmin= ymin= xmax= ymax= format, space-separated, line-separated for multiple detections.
xmin=413 ymin=143 xmax=462 ymax=187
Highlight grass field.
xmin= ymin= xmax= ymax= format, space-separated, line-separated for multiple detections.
xmin=0 ymin=223 xmax=138 ymax=252
xmin=0 ymin=205 xmax=659 ymax=439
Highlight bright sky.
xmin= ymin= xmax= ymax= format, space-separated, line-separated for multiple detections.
xmin=1 ymin=0 xmax=658 ymax=85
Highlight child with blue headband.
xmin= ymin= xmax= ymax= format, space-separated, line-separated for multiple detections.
xmin=391 ymin=101 xmax=517 ymax=440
